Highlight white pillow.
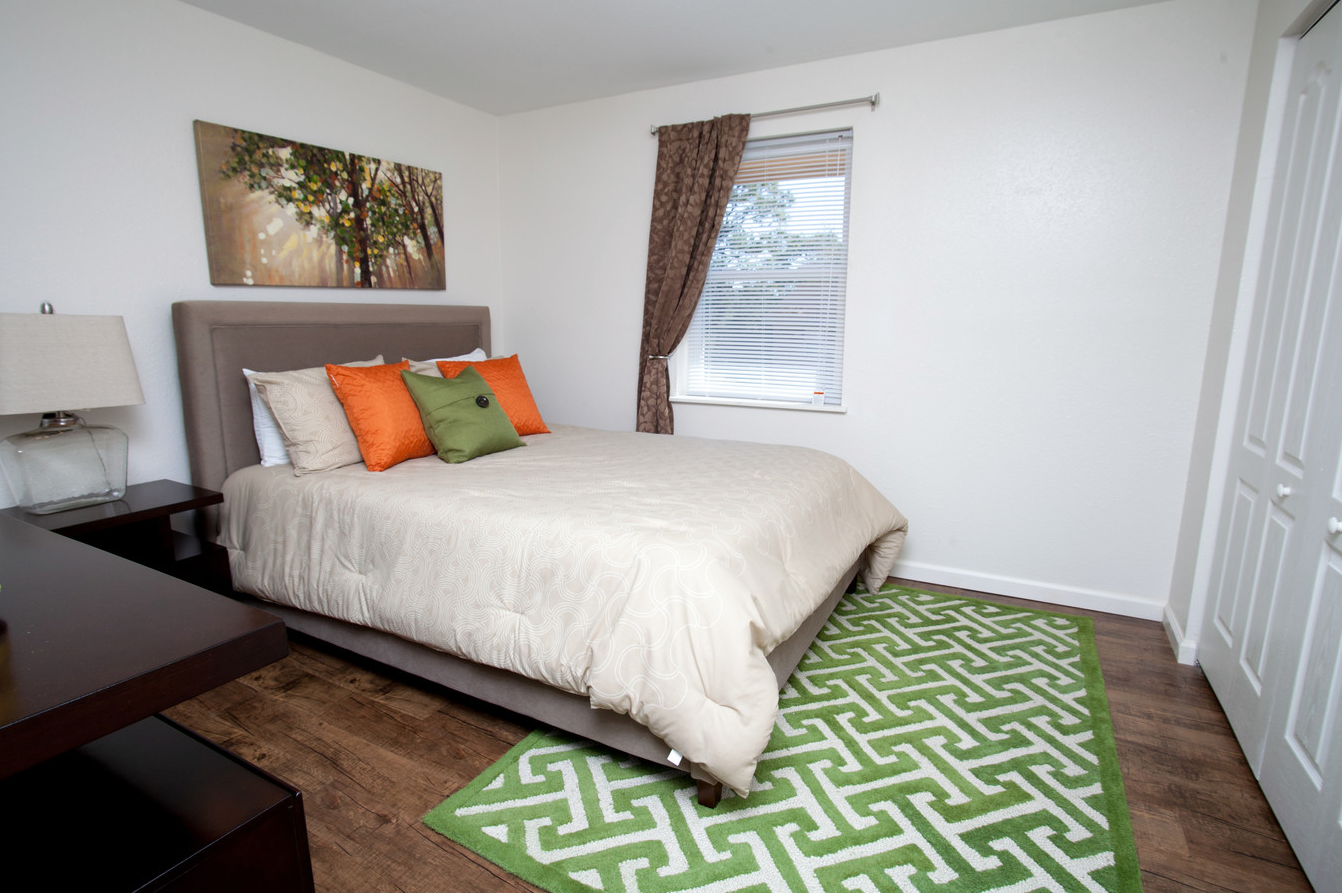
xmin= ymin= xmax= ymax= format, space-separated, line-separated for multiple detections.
xmin=243 ymin=368 xmax=289 ymax=466
xmin=243 ymin=355 xmax=384 ymax=470
xmin=403 ymin=348 xmax=488 ymax=377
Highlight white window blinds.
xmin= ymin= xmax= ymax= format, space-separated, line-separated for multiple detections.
xmin=677 ymin=128 xmax=852 ymax=407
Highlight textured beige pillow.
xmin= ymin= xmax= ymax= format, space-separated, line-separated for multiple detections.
xmin=250 ymin=356 xmax=383 ymax=474
xmin=403 ymin=348 xmax=487 ymax=377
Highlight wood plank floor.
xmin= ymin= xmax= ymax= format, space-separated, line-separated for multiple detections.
xmin=165 ymin=579 xmax=1316 ymax=893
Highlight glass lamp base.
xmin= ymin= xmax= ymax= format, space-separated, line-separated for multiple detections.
xmin=0 ymin=414 xmax=129 ymax=514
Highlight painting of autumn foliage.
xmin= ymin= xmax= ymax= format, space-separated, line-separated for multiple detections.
xmin=193 ymin=120 xmax=444 ymax=289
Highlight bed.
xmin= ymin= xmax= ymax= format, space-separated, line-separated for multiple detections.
xmin=172 ymin=299 xmax=908 ymax=806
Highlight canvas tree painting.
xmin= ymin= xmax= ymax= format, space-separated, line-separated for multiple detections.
xmin=194 ymin=120 xmax=445 ymax=289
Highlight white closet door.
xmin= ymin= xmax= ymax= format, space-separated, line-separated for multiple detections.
xmin=1201 ymin=5 xmax=1342 ymax=889
xmin=1200 ymin=1 xmax=1342 ymax=773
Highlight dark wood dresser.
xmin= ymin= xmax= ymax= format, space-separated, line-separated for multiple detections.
xmin=0 ymin=513 xmax=312 ymax=891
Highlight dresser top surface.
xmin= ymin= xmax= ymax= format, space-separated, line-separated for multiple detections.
xmin=0 ymin=514 xmax=286 ymax=777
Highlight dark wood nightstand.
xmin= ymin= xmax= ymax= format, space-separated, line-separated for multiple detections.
xmin=0 ymin=478 xmax=232 ymax=593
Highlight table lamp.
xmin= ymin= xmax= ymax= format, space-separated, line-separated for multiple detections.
xmin=0 ymin=306 xmax=145 ymax=514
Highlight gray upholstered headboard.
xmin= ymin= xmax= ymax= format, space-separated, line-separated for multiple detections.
xmin=172 ymin=300 xmax=491 ymax=501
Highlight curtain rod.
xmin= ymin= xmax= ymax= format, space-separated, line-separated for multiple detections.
xmin=649 ymin=93 xmax=879 ymax=136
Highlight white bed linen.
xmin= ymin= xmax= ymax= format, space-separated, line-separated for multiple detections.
xmin=222 ymin=425 xmax=907 ymax=794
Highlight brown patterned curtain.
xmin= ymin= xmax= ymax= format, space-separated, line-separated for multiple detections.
xmin=636 ymin=114 xmax=751 ymax=434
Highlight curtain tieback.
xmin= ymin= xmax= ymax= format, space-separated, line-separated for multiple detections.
xmin=647 ymin=354 xmax=669 ymax=360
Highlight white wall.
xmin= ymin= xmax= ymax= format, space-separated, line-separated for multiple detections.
xmin=2 ymin=0 xmax=1263 ymax=624
xmin=0 ymin=0 xmax=502 ymax=504
xmin=498 ymin=0 xmax=1259 ymax=619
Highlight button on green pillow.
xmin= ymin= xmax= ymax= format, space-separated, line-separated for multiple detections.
xmin=401 ymin=367 xmax=525 ymax=464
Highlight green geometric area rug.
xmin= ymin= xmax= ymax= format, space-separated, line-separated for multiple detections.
xmin=424 ymin=584 xmax=1142 ymax=893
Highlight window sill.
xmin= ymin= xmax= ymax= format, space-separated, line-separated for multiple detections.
xmin=670 ymin=396 xmax=847 ymax=414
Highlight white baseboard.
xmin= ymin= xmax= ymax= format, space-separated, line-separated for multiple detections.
xmin=889 ymin=560 xmax=1166 ymax=622
xmin=1161 ymin=604 xmax=1200 ymax=666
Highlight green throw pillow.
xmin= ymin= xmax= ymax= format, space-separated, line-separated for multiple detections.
xmin=401 ymin=368 xmax=524 ymax=464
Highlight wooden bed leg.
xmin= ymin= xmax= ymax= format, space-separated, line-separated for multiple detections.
xmin=696 ymin=780 xmax=723 ymax=808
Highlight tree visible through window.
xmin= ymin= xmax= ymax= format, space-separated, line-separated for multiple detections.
xmin=675 ymin=129 xmax=852 ymax=407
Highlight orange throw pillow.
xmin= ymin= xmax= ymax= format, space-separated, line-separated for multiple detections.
xmin=326 ymin=361 xmax=433 ymax=471
xmin=435 ymin=354 xmax=550 ymax=435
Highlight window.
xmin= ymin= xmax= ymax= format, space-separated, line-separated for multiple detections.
xmin=674 ymin=128 xmax=852 ymax=408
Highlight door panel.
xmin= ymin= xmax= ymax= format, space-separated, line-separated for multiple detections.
xmin=1291 ymin=552 xmax=1341 ymax=768
xmin=1260 ymin=482 xmax=1342 ymax=882
xmin=1245 ymin=57 xmax=1329 ymax=453
xmin=1211 ymin=482 xmax=1258 ymax=647
xmin=1242 ymin=506 xmax=1292 ymax=685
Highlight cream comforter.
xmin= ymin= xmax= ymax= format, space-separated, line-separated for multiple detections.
xmin=221 ymin=425 xmax=907 ymax=794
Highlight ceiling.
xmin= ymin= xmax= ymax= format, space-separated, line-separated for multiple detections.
xmin=179 ymin=0 xmax=1168 ymax=115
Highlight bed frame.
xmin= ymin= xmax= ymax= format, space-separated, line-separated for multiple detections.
xmin=172 ymin=299 xmax=856 ymax=807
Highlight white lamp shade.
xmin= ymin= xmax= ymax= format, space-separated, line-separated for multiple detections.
xmin=0 ymin=313 xmax=145 ymax=415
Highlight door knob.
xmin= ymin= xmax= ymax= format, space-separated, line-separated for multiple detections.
xmin=1276 ymin=484 xmax=1293 ymax=498
xmin=1330 ymin=517 xmax=1342 ymax=535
